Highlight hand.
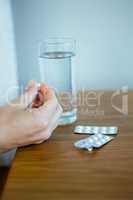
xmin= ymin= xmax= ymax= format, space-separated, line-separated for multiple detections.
xmin=0 ymin=81 xmax=63 ymax=152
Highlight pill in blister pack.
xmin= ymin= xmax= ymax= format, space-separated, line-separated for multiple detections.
xmin=74 ymin=134 xmax=114 ymax=151
xmin=74 ymin=126 xmax=118 ymax=135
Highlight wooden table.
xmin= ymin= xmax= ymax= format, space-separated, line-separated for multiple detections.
xmin=1 ymin=91 xmax=133 ymax=200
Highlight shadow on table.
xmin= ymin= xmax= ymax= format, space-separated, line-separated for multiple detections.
xmin=0 ymin=167 xmax=10 ymax=199
xmin=0 ymin=149 xmax=16 ymax=199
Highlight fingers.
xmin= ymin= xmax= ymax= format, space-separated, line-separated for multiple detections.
xmin=32 ymin=87 xmax=59 ymax=125
xmin=20 ymin=102 xmax=62 ymax=146
xmin=33 ymin=103 xmax=63 ymax=144
xmin=34 ymin=120 xmax=59 ymax=144
xmin=40 ymin=83 xmax=49 ymax=96
xmin=32 ymin=83 xmax=48 ymax=108
xmin=11 ymin=80 xmax=38 ymax=110
xmin=19 ymin=84 xmax=62 ymax=138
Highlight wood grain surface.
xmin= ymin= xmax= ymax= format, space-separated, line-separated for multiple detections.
xmin=1 ymin=91 xmax=133 ymax=200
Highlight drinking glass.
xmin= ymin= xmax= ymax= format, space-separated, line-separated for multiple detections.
xmin=39 ymin=38 xmax=77 ymax=125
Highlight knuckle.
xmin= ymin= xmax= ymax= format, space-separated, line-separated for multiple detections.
xmin=39 ymin=130 xmax=51 ymax=141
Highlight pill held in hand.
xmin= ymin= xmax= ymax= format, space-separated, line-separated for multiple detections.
xmin=32 ymin=84 xmax=48 ymax=108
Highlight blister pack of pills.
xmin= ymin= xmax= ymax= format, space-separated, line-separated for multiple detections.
xmin=74 ymin=134 xmax=114 ymax=151
xmin=74 ymin=126 xmax=118 ymax=135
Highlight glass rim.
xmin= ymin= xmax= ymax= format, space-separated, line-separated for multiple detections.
xmin=39 ymin=37 xmax=76 ymax=57
xmin=41 ymin=37 xmax=76 ymax=45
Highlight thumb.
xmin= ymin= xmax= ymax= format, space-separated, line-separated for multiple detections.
xmin=12 ymin=80 xmax=38 ymax=109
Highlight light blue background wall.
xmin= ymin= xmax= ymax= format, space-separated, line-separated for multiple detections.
xmin=11 ymin=0 xmax=133 ymax=90
xmin=0 ymin=0 xmax=18 ymax=105
xmin=0 ymin=0 xmax=17 ymax=164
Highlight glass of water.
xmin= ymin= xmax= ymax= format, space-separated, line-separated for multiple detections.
xmin=39 ymin=38 xmax=77 ymax=125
